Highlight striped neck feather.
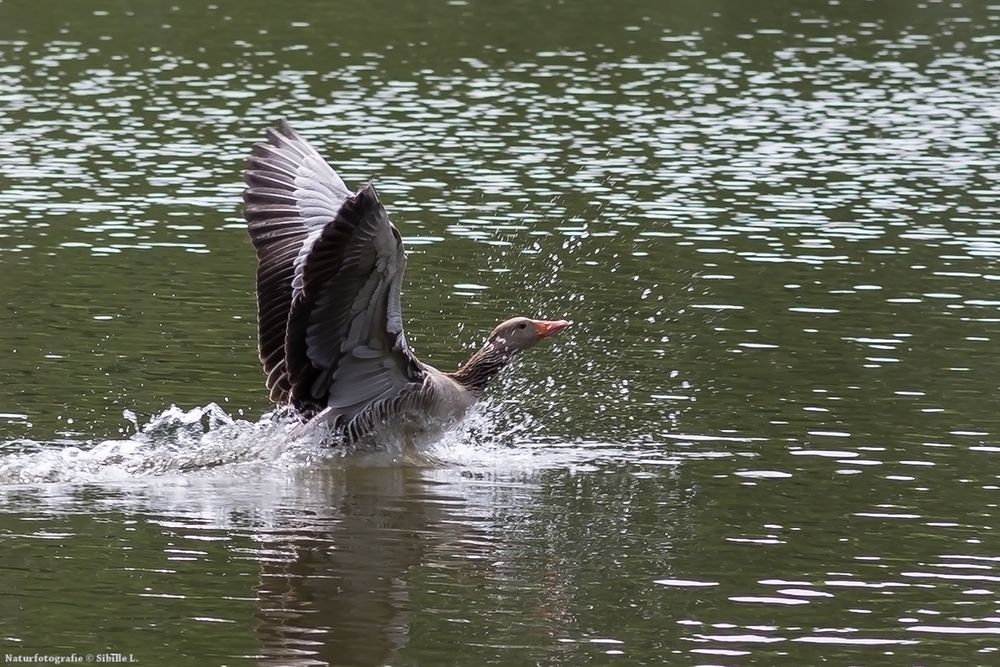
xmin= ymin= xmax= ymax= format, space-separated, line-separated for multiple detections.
xmin=450 ymin=343 xmax=512 ymax=393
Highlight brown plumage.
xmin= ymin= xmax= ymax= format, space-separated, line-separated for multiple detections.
xmin=243 ymin=121 xmax=569 ymax=445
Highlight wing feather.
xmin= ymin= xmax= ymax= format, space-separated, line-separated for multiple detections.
xmin=243 ymin=121 xmax=424 ymax=416
xmin=243 ymin=121 xmax=352 ymax=403
xmin=285 ymin=185 xmax=425 ymax=417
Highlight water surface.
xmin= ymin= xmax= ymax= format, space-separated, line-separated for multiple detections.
xmin=1 ymin=0 xmax=1000 ymax=664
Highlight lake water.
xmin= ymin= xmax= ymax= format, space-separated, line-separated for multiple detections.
xmin=1 ymin=1 xmax=999 ymax=664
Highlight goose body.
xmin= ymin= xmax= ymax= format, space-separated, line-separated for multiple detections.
xmin=243 ymin=121 xmax=568 ymax=445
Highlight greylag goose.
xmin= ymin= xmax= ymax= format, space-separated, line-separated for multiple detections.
xmin=243 ymin=121 xmax=568 ymax=445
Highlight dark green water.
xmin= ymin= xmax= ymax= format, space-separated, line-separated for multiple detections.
xmin=1 ymin=0 xmax=999 ymax=664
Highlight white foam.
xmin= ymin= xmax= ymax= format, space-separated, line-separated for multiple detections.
xmin=0 ymin=400 xmax=597 ymax=485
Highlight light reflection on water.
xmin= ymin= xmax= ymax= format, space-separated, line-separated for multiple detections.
xmin=1 ymin=0 xmax=999 ymax=664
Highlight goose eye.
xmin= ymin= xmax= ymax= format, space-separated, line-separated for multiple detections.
xmin=518 ymin=322 xmax=527 ymax=329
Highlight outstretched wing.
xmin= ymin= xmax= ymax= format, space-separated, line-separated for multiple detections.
xmin=286 ymin=183 xmax=425 ymax=419
xmin=243 ymin=120 xmax=352 ymax=403
xmin=243 ymin=121 xmax=425 ymax=418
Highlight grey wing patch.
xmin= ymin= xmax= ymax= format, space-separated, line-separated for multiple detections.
xmin=285 ymin=184 xmax=426 ymax=419
xmin=341 ymin=376 xmax=435 ymax=444
xmin=242 ymin=120 xmax=352 ymax=403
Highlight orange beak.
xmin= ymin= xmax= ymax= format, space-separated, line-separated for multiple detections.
xmin=532 ymin=319 xmax=570 ymax=338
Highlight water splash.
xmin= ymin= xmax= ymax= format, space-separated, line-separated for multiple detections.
xmin=0 ymin=403 xmax=330 ymax=484
xmin=0 ymin=399 xmax=598 ymax=485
